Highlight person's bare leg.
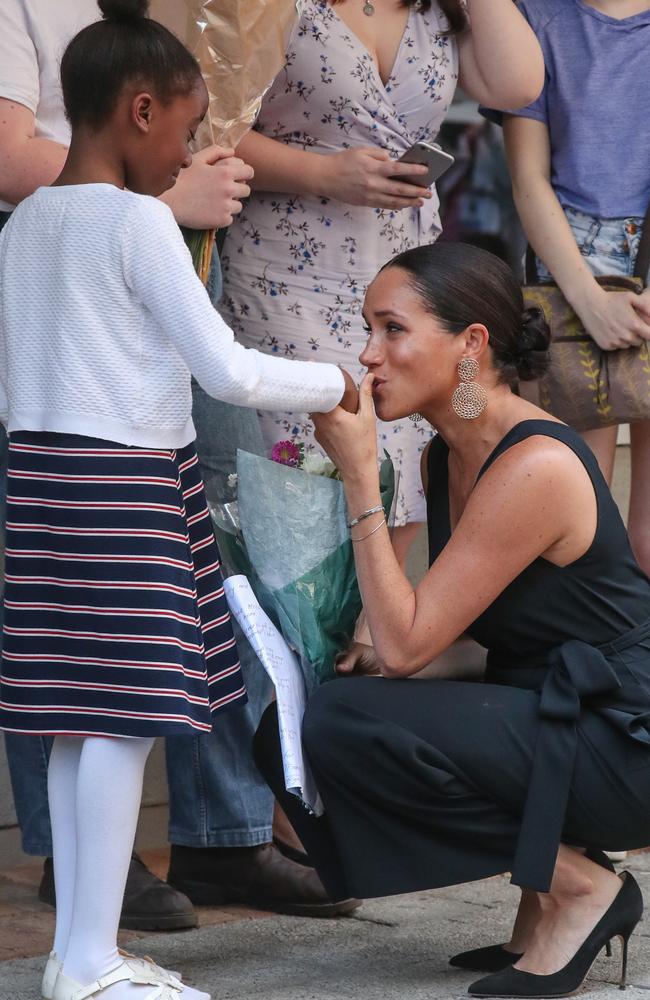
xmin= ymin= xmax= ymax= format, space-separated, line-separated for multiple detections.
xmin=579 ymin=426 xmax=618 ymax=485
xmin=628 ymin=421 xmax=650 ymax=576
xmin=512 ymin=846 xmax=621 ymax=976
xmin=506 ymin=889 xmax=543 ymax=953
xmin=503 ymin=847 xmax=599 ymax=955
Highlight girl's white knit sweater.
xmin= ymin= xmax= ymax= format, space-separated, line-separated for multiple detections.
xmin=0 ymin=184 xmax=345 ymax=448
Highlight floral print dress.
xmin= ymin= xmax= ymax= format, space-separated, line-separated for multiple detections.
xmin=221 ymin=1 xmax=458 ymax=525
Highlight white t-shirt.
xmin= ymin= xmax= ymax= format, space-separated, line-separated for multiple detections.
xmin=0 ymin=184 xmax=345 ymax=448
xmin=0 ymin=0 xmax=99 ymax=211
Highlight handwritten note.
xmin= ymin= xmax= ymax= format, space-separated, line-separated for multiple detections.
xmin=223 ymin=575 xmax=323 ymax=815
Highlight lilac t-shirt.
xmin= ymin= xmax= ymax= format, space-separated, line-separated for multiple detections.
xmin=484 ymin=0 xmax=650 ymax=219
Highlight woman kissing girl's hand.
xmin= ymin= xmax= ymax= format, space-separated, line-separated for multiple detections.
xmin=313 ymin=372 xmax=378 ymax=484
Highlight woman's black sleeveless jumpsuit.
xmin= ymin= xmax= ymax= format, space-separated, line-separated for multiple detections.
xmin=255 ymin=421 xmax=650 ymax=899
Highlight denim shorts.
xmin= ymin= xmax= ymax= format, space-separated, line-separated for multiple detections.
xmin=536 ymin=205 xmax=646 ymax=281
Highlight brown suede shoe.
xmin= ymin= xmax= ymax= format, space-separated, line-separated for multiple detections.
xmin=167 ymin=843 xmax=360 ymax=917
xmin=39 ymin=852 xmax=197 ymax=931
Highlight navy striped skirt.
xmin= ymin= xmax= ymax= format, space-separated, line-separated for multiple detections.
xmin=0 ymin=432 xmax=246 ymax=737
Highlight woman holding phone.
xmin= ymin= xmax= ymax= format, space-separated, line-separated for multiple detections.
xmin=221 ymin=0 xmax=544 ymax=563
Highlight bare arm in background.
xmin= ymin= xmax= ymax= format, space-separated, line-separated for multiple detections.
xmin=458 ymin=0 xmax=545 ymax=110
xmin=503 ymin=114 xmax=650 ymax=350
xmin=0 ymin=97 xmax=252 ymax=228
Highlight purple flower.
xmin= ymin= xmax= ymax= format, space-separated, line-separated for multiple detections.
xmin=271 ymin=440 xmax=302 ymax=468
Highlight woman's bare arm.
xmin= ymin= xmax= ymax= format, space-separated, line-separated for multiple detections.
xmin=458 ymin=0 xmax=544 ymax=110
xmin=235 ymin=130 xmax=431 ymax=208
xmin=0 ymin=99 xmax=67 ymax=205
xmin=0 ymin=99 xmax=253 ymax=229
xmin=504 ymin=114 xmax=650 ymax=350
xmin=314 ymin=378 xmax=596 ymax=677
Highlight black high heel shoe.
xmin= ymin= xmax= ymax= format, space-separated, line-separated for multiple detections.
xmin=467 ymin=871 xmax=643 ymax=998
xmin=450 ymin=944 xmax=523 ymax=974
xmin=449 ymin=849 xmax=616 ymax=973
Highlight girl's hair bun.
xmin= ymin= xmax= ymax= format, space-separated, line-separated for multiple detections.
xmin=516 ymin=306 xmax=551 ymax=381
xmin=98 ymin=0 xmax=149 ymax=22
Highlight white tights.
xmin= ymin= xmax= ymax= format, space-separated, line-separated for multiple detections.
xmin=48 ymin=736 xmax=153 ymax=992
xmin=48 ymin=736 xmax=209 ymax=1000
xmin=48 ymin=734 xmax=154 ymax=977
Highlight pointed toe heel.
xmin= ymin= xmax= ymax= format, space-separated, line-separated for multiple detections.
xmin=450 ymin=944 xmax=523 ymax=973
xmin=467 ymin=872 xmax=643 ymax=999
xmin=453 ymin=849 xmax=616 ymax=976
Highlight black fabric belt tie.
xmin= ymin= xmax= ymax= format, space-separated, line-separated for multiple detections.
xmin=485 ymin=618 xmax=650 ymax=892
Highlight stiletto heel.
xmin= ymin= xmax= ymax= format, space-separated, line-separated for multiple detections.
xmin=468 ymin=872 xmax=643 ymax=998
xmin=620 ymin=934 xmax=628 ymax=989
xmin=450 ymin=849 xmax=616 ymax=974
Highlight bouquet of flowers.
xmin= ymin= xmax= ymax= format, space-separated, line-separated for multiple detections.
xmin=210 ymin=444 xmax=394 ymax=692
xmin=153 ymin=0 xmax=303 ymax=283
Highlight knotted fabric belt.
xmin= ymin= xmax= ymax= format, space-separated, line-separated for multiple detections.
xmin=485 ymin=618 xmax=650 ymax=892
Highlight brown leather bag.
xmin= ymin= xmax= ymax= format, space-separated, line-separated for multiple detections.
xmin=522 ymin=205 xmax=650 ymax=432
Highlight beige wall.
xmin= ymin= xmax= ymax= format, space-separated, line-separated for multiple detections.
xmin=150 ymin=1 xmax=189 ymax=39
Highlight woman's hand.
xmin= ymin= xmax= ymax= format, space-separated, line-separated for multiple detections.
xmin=161 ymin=146 xmax=254 ymax=229
xmin=317 ymin=148 xmax=432 ymax=211
xmin=575 ymin=285 xmax=650 ymax=351
xmin=313 ymin=373 xmax=378 ymax=482
xmin=336 ymin=641 xmax=380 ymax=676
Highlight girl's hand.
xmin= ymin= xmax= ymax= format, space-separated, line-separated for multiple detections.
xmin=313 ymin=373 xmax=378 ymax=481
xmin=336 ymin=641 xmax=380 ymax=676
xmin=318 ymin=148 xmax=432 ymax=211
xmin=576 ymin=286 xmax=650 ymax=351
xmin=162 ymin=146 xmax=254 ymax=229
xmin=632 ymin=288 xmax=650 ymax=325
xmin=339 ymin=368 xmax=359 ymax=413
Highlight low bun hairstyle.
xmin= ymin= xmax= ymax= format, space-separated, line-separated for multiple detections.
xmin=383 ymin=243 xmax=551 ymax=386
xmin=61 ymin=0 xmax=203 ymax=130
xmin=517 ymin=307 xmax=552 ymax=381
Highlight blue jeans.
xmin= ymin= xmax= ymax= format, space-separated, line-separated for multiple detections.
xmin=536 ymin=205 xmax=645 ymax=281
xmin=3 ymin=251 xmax=274 ymax=853
xmin=165 ymin=379 xmax=274 ymax=847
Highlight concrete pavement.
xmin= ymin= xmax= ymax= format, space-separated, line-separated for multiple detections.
xmin=2 ymin=852 xmax=649 ymax=1000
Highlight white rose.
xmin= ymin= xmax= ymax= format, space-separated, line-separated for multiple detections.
xmin=302 ymin=454 xmax=338 ymax=478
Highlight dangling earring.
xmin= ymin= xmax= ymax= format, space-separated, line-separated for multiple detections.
xmin=409 ymin=412 xmax=423 ymax=423
xmin=451 ymin=357 xmax=488 ymax=420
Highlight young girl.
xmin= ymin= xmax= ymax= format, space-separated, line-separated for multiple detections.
xmin=0 ymin=2 xmax=356 ymax=998
xmin=501 ymin=0 xmax=650 ymax=574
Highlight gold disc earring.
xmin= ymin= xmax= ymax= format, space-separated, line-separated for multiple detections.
xmin=451 ymin=357 xmax=488 ymax=420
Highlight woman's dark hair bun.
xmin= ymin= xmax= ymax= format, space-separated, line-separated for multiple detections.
xmin=98 ymin=0 xmax=149 ymax=22
xmin=516 ymin=306 xmax=551 ymax=382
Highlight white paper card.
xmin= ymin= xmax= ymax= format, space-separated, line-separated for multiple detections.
xmin=223 ymin=575 xmax=323 ymax=815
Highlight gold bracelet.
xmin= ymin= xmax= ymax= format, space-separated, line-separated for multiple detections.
xmin=350 ymin=516 xmax=387 ymax=542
